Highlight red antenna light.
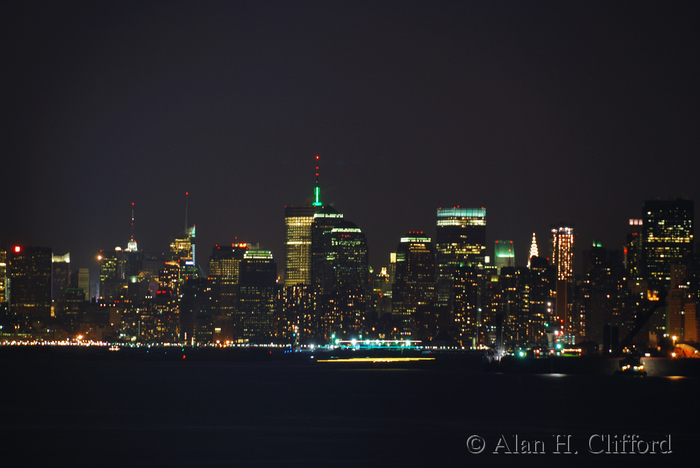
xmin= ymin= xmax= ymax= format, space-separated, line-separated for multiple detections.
xmin=14 ymin=246 xmax=21 ymax=253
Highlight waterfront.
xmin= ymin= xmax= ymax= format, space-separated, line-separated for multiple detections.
xmin=1 ymin=353 xmax=697 ymax=467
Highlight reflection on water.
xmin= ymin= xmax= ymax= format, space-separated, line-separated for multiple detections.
xmin=0 ymin=358 xmax=696 ymax=467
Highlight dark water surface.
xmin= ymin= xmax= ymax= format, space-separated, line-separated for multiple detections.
xmin=1 ymin=357 xmax=696 ymax=467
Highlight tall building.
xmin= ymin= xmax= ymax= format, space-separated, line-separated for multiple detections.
xmin=239 ymin=249 xmax=277 ymax=341
xmin=551 ymin=223 xmax=575 ymax=335
xmin=9 ymin=245 xmax=52 ymax=330
xmin=528 ymin=256 xmax=555 ymax=344
xmin=494 ymin=240 xmax=515 ymax=274
xmin=527 ymin=233 xmax=539 ymax=268
xmin=284 ymin=156 xmax=325 ymax=288
xmin=171 ymin=225 xmax=197 ymax=281
xmin=642 ymin=199 xmax=694 ymax=291
xmin=51 ymin=253 xmax=71 ymax=302
xmin=208 ymin=243 xmax=247 ymax=329
xmin=311 ymin=205 xmax=344 ymax=296
xmin=581 ymin=241 xmax=631 ymax=349
xmin=551 ymin=224 xmax=574 ymax=282
xmin=284 ymin=206 xmax=316 ymax=287
xmin=435 ymin=207 xmax=486 ymax=310
xmin=77 ymin=268 xmax=90 ymax=301
xmin=319 ymin=221 xmax=369 ymax=338
xmin=392 ymin=232 xmax=437 ymax=338
xmin=625 ymin=219 xmax=643 ymax=280
xmin=0 ymin=249 xmax=7 ymax=304
xmin=98 ymin=249 xmax=123 ymax=303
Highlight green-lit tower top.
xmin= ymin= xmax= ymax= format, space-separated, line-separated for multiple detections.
xmin=312 ymin=154 xmax=323 ymax=207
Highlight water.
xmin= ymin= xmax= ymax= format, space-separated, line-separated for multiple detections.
xmin=1 ymin=357 xmax=696 ymax=467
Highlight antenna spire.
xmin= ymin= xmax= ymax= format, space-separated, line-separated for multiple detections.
xmin=528 ymin=232 xmax=539 ymax=268
xmin=127 ymin=202 xmax=138 ymax=251
xmin=312 ymin=155 xmax=322 ymax=207
xmin=185 ymin=191 xmax=189 ymax=231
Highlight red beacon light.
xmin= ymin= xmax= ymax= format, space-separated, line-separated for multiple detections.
xmin=14 ymin=246 xmax=21 ymax=253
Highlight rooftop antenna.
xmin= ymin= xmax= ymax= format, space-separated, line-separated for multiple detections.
xmin=312 ymin=155 xmax=322 ymax=207
xmin=185 ymin=191 xmax=189 ymax=231
xmin=127 ymin=202 xmax=138 ymax=251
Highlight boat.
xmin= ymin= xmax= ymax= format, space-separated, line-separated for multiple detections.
xmin=615 ymin=354 xmax=646 ymax=376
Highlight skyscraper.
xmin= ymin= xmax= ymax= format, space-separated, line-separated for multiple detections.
xmin=239 ymin=249 xmax=277 ymax=341
xmin=284 ymin=206 xmax=316 ymax=287
xmin=284 ymin=155 xmax=330 ymax=288
xmin=208 ymin=243 xmax=247 ymax=320
xmin=551 ymin=224 xmax=574 ymax=282
xmin=51 ymin=252 xmax=71 ymax=302
xmin=625 ymin=219 xmax=643 ymax=280
xmin=494 ymin=240 xmax=515 ymax=274
xmin=642 ymin=199 xmax=694 ymax=291
xmin=528 ymin=233 xmax=539 ymax=268
xmin=551 ymin=223 xmax=574 ymax=335
xmin=0 ymin=250 xmax=7 ymax=304
xmin=319 ymin=221 xmax=369 ymax=338
xmin=311 ymin=204 xmax=344 ymax=296
xmin=171 ymin=225 xmax=197 ymax=281
xmin=435 ymin=207 xmax=486 ymax=310
xmin=392 ymin=232 xmax=437 ymax=338
xmin=98 ymin=249 xmax=122 ymax=303
xmin=9 ymin=245 xmax=52 ymax=330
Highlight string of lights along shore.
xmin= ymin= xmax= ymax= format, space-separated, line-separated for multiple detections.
xmin=0 ymin=156 xmax=696 ymax=353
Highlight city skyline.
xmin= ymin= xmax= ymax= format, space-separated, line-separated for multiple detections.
xmin=4 ymin=1 xmax=700 ymax=277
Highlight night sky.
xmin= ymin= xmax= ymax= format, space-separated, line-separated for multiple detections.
xmin=4 ymin=1 xmax=700 ymax=279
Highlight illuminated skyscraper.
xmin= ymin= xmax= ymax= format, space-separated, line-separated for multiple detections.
xmin=98 ymin=249 xmax=123 ymax=302
xmin=494 ymin=240 xmax=515 ymax=274
xmin=551 ymin=223 xmax=574 ymax=334
xmin=9 ymin=245 xmax=52 ymax=330
xmin=551 ymin=224 xmax=574 ymax=282
xmin=528 ymin=233 xmax=539 ymax=268
xmin=319 ymin=221 xmax=369 ymax=338
xmin=642 ymin=199 xmax=694 ymax=291
xmin=284 ymin=156 xmax=325 ymax=287
xmin=171 ymin=225 xmax=197 ymax=280
xmin=51 ymin=253 xmax=71 ymax=302
xmin=625 ymin=219 xmax=643 ymax=280
xmin=392 ymin=232 xmax=437 ymax=337
xmin=435 ymin=207 xmax=486 ymax=310
xmin=311 ymin=204 xmax=344 ymax=296
xmin=239 ymin=249 xmax=277 ymax=341
xmin=284 ymin=206 xmax=316 ymax=287
xmin=0 ymin=250 xmax=7 ymax=304
xmin=209 ymin=243 xmax=247 ymax=320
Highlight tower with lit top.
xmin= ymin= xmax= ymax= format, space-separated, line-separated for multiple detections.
xmin=284 ymin=156 xmax=324 ymax=287
xmin=494 ymin=240 xmax=515 ymax=274
xmin=435 ymin=206 xmax=486 ymax=329
xmin=528 ymin=233 xmax=539 ymax=268
xmin=551 ymin=223 xmax=574 ymax=336
xmin=8 ymin=245 xmax=52 ymax=331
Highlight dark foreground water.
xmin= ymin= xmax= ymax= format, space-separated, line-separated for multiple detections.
xmin=1 ymin=356 xmax=697 ymax=467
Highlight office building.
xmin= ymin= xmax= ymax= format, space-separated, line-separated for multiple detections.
xmin=239 ymin=249 xmax=277 ymax=341
xmin=495 ymin=240 xmax=515 ymax=274
xmin=435 ymin=207 xmax=486 ymax=312
xmin=51 ymin=253 xmax=71 ymax=302
xmin=392 ymin=232 xmax=437 ymax=338
xmin=642 ymin=198 xmax=694 ymax=291
xmin=284 ymin=206 xmax=316 ymax=287
xmin=9 ymin=245 xmax=52 ymax=329
xmin=551 ymin=223 xmax=574 ymax=334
